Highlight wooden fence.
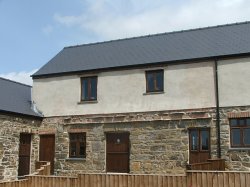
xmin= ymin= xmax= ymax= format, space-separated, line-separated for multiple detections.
xmin=187 ymin=171 xmax=250 ymax=187
xmin=78 ymin=174 xmax=187 ymax=187
xmin=0 ymin=171 xmax=250 ymax=187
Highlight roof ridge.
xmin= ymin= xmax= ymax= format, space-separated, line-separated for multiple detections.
xmin=0 ymin=77 xmax=32 ymax=87
xmin=64 ymin=21 xmax=250 ymax=49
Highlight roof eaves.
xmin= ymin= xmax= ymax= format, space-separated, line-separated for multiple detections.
xmin=31 ymin=52 xmax=250 ymax=79
xmin=0 ymin=109 xmax=43 ymax=119
xmin=0 ymin=77 xmax=31 ymax=87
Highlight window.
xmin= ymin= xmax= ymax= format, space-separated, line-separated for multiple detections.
xmin=81 ymin=76 xmax=97 ymax=101
xmin=230 ymin=118 xmax=250 ymax=148
xmin=69 ymin=133 xmax=86 ymax=158
xmin=145 ymin=70 xmax=164 ymax=93
xmin=189 ymin=128 xmax=210 ymax=151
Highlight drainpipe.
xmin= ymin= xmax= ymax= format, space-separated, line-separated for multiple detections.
xmin=214 ymin=59 xmax=221 ymax=158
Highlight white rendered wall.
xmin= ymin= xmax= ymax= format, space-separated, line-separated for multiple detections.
xmin=32 ymin=61 xmax=216 ymax=117
xmin=218 ymin=57 xmax=250 ymax=107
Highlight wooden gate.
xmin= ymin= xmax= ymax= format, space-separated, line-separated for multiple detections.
xmin=106 ymin=132 xmax=130 ymax=173
xmin=18 ymin=134 xmax=32 ymax=176
xmin=39 ymin=135 xmax=55 ymax=174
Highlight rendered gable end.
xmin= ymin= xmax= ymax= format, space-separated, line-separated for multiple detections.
xmin=32 ymin=61 xmax=216 ymax=117
xmin=218 ymin=57 xmax=250 ymax=107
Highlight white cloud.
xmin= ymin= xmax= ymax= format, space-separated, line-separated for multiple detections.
xmin=42 ymin=25 xmax=54 ymax=35
xmin=216 ymin=0 xmax=244 ymax=7
xmin=54 ymin=13 xmax=84 ymax=27
xmin=0 ymin=69 xmax=38 ymax=86
xmin=53 ymin=0 xmax=250 ymax=41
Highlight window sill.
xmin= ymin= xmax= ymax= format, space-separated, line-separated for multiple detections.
xmin=66 ymin=158 xmax=86 ymax=161
xmin=143 ymin=91 xmax=165 ymax=95
xmin=228 ymin=147 xmax=250 ymax=151
xmin=78 ymin=100 xmax=98 ymax=104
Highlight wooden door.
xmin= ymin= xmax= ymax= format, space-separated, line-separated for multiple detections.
xmin=39 ymin=135 xmax=55 ymax=174
xmin=189 ymin=128 xmax=210 ymax=164
xmin=106 ymin=132 xmax=129 ymax=173
xmin=18 ymin=134 xmax=31 ymax=176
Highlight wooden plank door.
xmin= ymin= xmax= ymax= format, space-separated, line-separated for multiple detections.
xmin=18 ymin=134 xmax=31 ymax=176
xmin=189 ymin=128 xmax=210 ymax=164
xmin=106 ymin=132 xmax=130 ymax=173
xmin=39 ymin=135 xmax=55 ymax=174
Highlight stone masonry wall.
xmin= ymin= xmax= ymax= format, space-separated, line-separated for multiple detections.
xmin=4 ymin=106 xmax=249 ymax=180
xmin=40 ymin=108 xmax=217 ymax=176
xmin=0 ymin=113 xmax=41 ymax=181
xmin=220 ymin=106 xmax=250 ymax=171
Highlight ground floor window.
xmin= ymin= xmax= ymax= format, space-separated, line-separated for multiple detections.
xmin=69 ymin=133 xmax=86 ymax=158
xmin=230 ymin=118 xmax=250 ymax=148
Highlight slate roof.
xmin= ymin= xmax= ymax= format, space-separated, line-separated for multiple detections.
xmin=0 ymin=77 xmax=41 ymax=117
xmin=33 ymin=21 xmax=250 ymax=78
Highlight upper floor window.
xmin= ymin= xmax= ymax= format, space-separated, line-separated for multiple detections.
xmin=81 ymin=76 xmax=97 ymax=101
xmin=145 ymin=70 xmax=164 ymax=93
xmin=230 ymin=118 xmax=250 ymax=148
xmin=69 ymin=133 xmax=86 ymax=158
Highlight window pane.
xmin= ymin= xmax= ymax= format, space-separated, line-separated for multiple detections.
xmin=232 ymin=129 xmax=241 ymax=146
xmin=79 ymin=143 xmax=85 ymax=156
xmin=90 ymin=77 xmax=97 ymax=100
xmin=247 ymin=118 xmax=250 ymax=126
xmin=243 ymin=128 xmax=250 ymax=145
xmin=190 ymin=130 xmax=198 ymax=150
xmin=230 ymin=119 xmax=238 ymax=126
xmin=70 ymin=143 xmax=77 ymax=157
xmin=147 ymin=73 xmax=155 ymax=92
xmin=156 ymin=71 xmax=163 ymax=91
xmin=75 ymin=134 xmax=81 ymax=141
xmin=239 ymin=119 xmax=245 ymax=126
xmin=201 ymin=130 xmax=209 ymax=150
xmin=69 ymin=133 xmax=86 ymax=158
xmin=70 ymin=134 xmax=77 ymax=141
xmin=81 ymin=79 xmax=89 ymax=100
xmin=76 ymin=134 xmax=85 ymax=142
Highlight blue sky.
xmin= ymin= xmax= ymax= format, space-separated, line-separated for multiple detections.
xmin=1 ymin=0 xmax=250 ymax=85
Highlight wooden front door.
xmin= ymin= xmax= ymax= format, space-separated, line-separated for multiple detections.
xmin=189 ymin=128 xmax=210 ymax=164
xmin=39 ymin=135 xmax=55 ymax=174
xmin=18 ymin=134 xmax=31 ymax=176
xmin=106 ymin=132 xmax=130 ymax=173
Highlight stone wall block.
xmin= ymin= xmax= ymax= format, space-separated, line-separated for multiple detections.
xmin=220 ymin=106 xmax=250 ymax=171
xmin=0 ymin=108 xmax=222 ymax=178
xmin=0 ymin=114 xmax=42 ymax=181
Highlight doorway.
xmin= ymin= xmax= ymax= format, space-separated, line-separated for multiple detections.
xmin=39 ymin=134 xmax=55 ymax=174
xmin=18 ymin=134 xmax=31 ymax=176
xmin=189 ymin=128 xmax=210 ymax=164
xmin=106 ymin=132 xmax=130 ymax=173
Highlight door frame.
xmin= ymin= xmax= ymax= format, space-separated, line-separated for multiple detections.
xmin=18 ymin=133 xmax=32 ymax=177
xmin=188 ymin=127 xmax=211 ymax=164
xmin=39 ymin=134 xmax=55 ymax=174
xmin=105 ymin=131 xmax=130 ymax=173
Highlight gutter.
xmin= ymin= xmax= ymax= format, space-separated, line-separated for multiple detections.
xmin=214 ymin=59 xmax=221 ymax=158
xmin=32 ymin=53 xmax=250 ymax=79
xmin=0 ymin=109 xmax=43 ymax=120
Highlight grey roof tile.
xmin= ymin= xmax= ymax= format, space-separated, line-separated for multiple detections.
xmin=33 ymin=22 xmax=250 ymax=77
xmin=0 ymin=77 xmax=41 ymax=117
